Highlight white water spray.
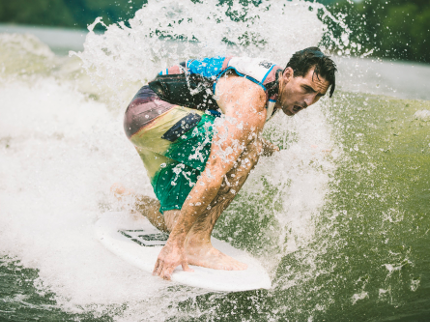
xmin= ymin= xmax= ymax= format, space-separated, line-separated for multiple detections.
xmin=0 ymin=0 xmax=339 ymax=319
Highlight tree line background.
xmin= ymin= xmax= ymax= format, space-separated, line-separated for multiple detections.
xmin=0 ymin=0 xmax=429 ymax=63
xmin=320 ymin=0 xmax=430 ymax=63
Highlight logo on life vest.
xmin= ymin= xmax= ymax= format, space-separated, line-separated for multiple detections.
xmin=259 ymin=61 xmax=272 ymax=69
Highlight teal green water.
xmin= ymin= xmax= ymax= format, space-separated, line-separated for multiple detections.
xmin=2 ymin=92 xmax=429 ymax=321
xmin=273 ymin=93 xmax=430 ymax=321
xmin=0 ymin=258 xmax=109 ymax=321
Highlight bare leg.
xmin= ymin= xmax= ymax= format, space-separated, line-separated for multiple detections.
xmin=134 ymin=195 xmax=169 ymax=232
xmin=111 ymin=183 xmax=170 ymax=232
xmin=184 ymin=139 xmax=262 ymax=270
xmin=112 ymin=139 xmax=262 ymax=271
xmin=132 ymin=198 xmax=181 ymax=233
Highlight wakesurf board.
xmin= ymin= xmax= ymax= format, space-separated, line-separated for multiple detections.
xmin=95 ymin=212 xmax=271 ymax=292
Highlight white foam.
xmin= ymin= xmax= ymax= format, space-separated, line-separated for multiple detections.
xmin=246 ymin=100 xmax=339 ymax=260
xmin=0 ymin=79 xmax=181 ymax=311
xmin=0 ymin=0 xmax=340 ymax=319
xmin=414 ymin=109 xmax=430 ymax=120
xmin=74 ymin=0 xmax=326 ymax=107
xmin=351 ymin=291 xmax=369 ymax=305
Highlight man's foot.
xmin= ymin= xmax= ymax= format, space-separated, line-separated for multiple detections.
xmin=185 ymin=238 xmax=248 ymax=271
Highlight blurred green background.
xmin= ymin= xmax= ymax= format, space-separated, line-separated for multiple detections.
xmin=0 ymin=0 xmax=429 ymax=63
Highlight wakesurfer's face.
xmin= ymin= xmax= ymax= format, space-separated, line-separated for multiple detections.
xmin=277 ymin=66 xmax=330 ymax=116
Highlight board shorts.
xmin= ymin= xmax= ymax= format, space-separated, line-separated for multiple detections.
xmin=124 ymin=85 xmax=216 ymax=213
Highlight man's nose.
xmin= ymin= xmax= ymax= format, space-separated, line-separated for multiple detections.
xmin=305 ymin=93 xmax=317 ymax=106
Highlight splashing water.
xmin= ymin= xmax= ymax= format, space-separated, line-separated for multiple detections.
xmin=2 ymin=0 xmax=430 ymax=321
xmin=74 ymin=0 xmax=330 ymax=106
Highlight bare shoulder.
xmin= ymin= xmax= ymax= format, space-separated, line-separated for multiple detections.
xmin=215 ymin=73 xmax=267 ymax=117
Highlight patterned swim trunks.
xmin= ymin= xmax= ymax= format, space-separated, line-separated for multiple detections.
xmin=124 ymin=85 xmax=216 ymax=213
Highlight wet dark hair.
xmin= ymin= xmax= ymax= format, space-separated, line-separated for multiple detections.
xmin=286 ymin=47 xmax=337 ymax=97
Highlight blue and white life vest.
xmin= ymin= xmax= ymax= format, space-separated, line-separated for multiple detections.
xmin=149 ymin=56 xmax=283 ymax=120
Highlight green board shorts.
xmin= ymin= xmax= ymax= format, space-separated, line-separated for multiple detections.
xmin=124 ymin=85 xmax=216 ymax=213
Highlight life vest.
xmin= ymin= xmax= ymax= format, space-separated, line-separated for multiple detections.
xmin=148 ymin=56 xmax=283 ymax=120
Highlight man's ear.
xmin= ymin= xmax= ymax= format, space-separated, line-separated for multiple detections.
xmin=283 ymin=67 xmax=294 ymax=82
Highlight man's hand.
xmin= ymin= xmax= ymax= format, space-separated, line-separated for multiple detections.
xmin=153 ymin=239 xmax=193 ymax=280
xmin=261 ymin=139 xmax=279 ymax=156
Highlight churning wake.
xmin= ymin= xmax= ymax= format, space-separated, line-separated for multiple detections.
xmin=0 ymin=1 xmax=342 ymax=320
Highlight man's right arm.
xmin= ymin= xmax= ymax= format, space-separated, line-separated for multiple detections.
xmin=152 ymin=75 xmax=268 ymax=280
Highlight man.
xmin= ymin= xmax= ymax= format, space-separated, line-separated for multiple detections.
xmin=116 ymin=47 xmax=337 ymax=280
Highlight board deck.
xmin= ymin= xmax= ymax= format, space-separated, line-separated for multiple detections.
xmin=95 ymin=212 xmax=271 ymax=292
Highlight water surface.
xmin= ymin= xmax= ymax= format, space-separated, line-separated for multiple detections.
xmin=1 ymin=1 xmax=429 ymax=321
